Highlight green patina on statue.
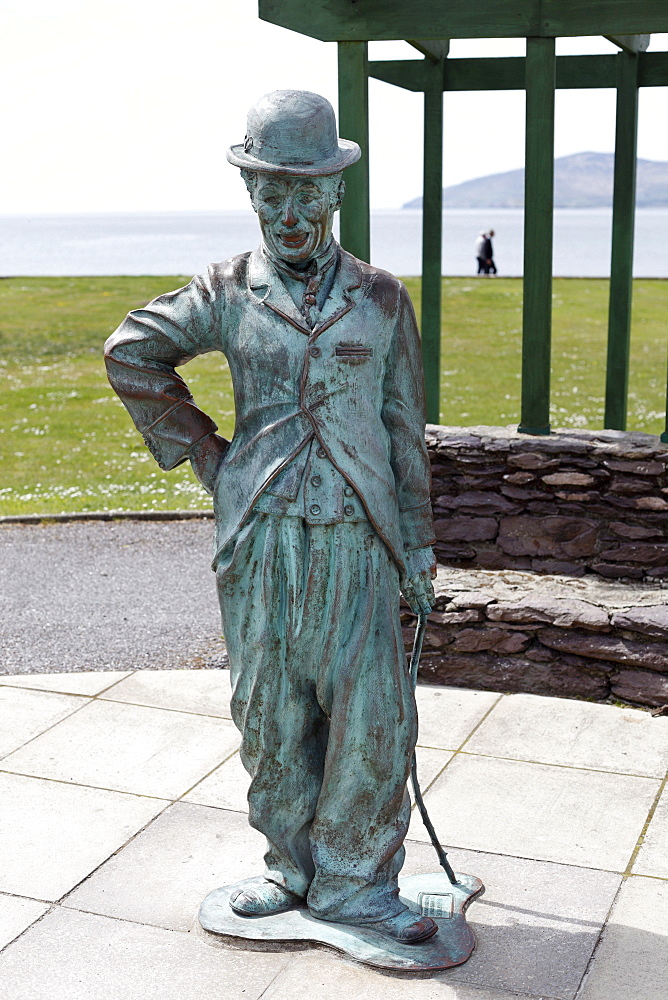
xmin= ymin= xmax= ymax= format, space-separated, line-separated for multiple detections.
xmin=104 ymin=91 xmax=440 ymax=947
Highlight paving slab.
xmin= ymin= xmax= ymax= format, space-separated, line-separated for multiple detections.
xmin=99 ymin=668 xmax=233 ymax=718
xmin=409 ymin=753 xmax=659 ymax=871
xmin=415 ymin=686 xmax=501 ymax=750
xmin=2 ymin=699 xmax=240 ymax=798
xmin=0 ymin=670 xmax=132 ymax=695
xmin=402 ymin=840 xmax=620 ymax=1000
xmin=0 ymin=893 xmax=50 ymax=951
xmin=632 ymin=781 xmax=668 ymax=878
xmin=413 ymin=747 xmax=455 ymax=795
xmin=0 ymin=669 xmax=662 ymax=999
xmin=64 ymin=802 xmax=266 ymax=931
xmin=0 ymin=772 xmax=168 ymax=901
xmin=261 ymin=951 xmax=533 ymax=1000
xmin=0 ymin=687 xmax=89 ymax=758
xmin=0 ymin=906 xmax=289 ymax=1000
xmin=577 ymin=875 xmax=668 ymax=1000
xmin=465 ymin=693 xmax=668 ymax=778
xmin=184 ymin=751 xmax=250 ymax=812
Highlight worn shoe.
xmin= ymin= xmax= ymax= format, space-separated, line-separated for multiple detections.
xmin=229 ymin=881 xmax=302 ymax=917
xmin=365 ymin=910 xmax=438 ymax=944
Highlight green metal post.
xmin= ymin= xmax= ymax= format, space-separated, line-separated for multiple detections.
xmin=604 ymin=50 xmax=640 ymax=430
xmin=338 ymin=41 xmax=370 ymax=262
xmin=421 ymin=59 xmax=444 ymax=424
xmin=518 ymin=36 xmax=556 ymax=436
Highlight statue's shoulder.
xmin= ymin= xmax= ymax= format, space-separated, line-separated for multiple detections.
xmin=343 ymin=251 xmax=404 ymax=306
xmin=206 ymin=251 xmax=253 ymax=289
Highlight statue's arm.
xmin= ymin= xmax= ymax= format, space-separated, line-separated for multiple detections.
xmin=382 ymin=283 xmax=436 ymax=614
xmin=104 ymin=268 xmax=228 ymax=490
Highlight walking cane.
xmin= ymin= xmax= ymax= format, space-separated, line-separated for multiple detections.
xmin=409 ymin=612 xmax=458 ymax=885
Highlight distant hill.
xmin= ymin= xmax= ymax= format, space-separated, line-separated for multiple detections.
xmin=402 ymin=152 xmax=668 ymax=209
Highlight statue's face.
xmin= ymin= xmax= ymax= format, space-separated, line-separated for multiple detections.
xmin=249 ymin=173 xmax=343 ymax=264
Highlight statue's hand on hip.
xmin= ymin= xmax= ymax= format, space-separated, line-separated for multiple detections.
xmin=188 ymin=433 xmax=229 ymax=496
xmin=400 ymin=546 xmax=436 ymax=616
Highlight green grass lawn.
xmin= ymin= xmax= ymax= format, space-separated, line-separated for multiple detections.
xmin=1 ymin=275 xmax=666 ymax=516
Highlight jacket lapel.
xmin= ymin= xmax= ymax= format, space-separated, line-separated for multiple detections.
xmin=311 ymin=249 xmax=362 ymax=339
xmin=248 ymin=245 xmax=364 ymax=340
xmin=248 ymin=248 xmax=311 ymax=336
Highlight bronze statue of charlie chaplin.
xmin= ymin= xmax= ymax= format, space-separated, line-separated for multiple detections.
xmin=105 ymin=90 xmax=440 ymax=947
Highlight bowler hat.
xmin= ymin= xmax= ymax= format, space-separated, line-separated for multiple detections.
xmin=227 ymin=90 xmax=361 ymax=176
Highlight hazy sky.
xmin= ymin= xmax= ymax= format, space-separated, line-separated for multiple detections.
xmin=2 ymin=1 xmax=667 ymax=213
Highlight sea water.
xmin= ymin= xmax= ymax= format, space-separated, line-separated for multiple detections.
xmin=0 ymin=207 xmax=666 ymax=278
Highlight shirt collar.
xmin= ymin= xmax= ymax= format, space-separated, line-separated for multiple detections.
xmin=262 ymin=238 xmax=339 ymax=284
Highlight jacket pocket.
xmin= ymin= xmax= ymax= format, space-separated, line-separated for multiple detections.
xmin=335 ymin=344 xmax=373 ymax=363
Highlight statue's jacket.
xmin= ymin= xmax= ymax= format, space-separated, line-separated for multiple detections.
xmin=104 ymin=246 xmax=435 ymax=572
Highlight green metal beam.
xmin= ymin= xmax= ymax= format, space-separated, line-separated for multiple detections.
xmin=604 ymin=51 xmax=640 ymax=431
xmin=260 ymin=0 xmax=668 ymax=42
xmin=420 ymin=59 xmax=444 ymax=424
xmin=555 ymin=54 xmax=618 ymax=89
xmin=337 ymin=41 xmax=371 ymax=262
xmin=519 ymin=36 xmax=556 ymax=436
xmin=368 ymin=60 xmax=428 ymax=92
xmin=543 ymin=2 xmax=666 ymax=37
xmin=443 ymin=56 xmax=525 ymax=91
xmin=639 ymin=51 xmax=668 ymax=86
xmin=369 ymin=52 xmax=668 ymax=92
xmin=439 ymin=54 xmax=622 ymax=92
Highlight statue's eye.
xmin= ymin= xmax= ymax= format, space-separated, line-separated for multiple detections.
xmin=263 ymin=195 xmax=280 ymax=207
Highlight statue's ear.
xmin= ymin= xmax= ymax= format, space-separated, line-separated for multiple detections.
xmin=334 ymin=178 xmax=346 ymax=211
xmin=240 ymin=168 xmax=259 ymax=211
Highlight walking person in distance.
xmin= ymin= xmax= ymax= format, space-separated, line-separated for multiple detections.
xmin=482 ymin=229 xmax=497 ymax=275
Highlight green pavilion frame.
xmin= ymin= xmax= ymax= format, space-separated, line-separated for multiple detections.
xmin=259 ymin=1 xmax=668 ymax=440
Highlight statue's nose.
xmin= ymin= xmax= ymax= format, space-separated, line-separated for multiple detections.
xmin=282 ymin=201 xmax=297 ymax=227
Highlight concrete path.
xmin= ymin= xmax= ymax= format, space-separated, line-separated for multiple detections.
xmin=0 ymin=520 xmax=225 ymax=673
xmin=0 ymin=669 xmax=666 ymax=999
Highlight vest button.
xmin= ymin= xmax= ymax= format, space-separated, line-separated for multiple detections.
xmin=344 ymin=505 xmax=354 ymax=517
xmin=344 ymin=486 xmax=354 ymax=497
xmin=311 ymin=475 xmax=322 ymax=487
xmin=310 ymin=504 xmax=321 ymax=516
xmin=304 ymin=294 xmax=317 ymax=305
xmin=309 ymin=346 xmax=321 ymax=357
xmin=316 ymin=447 xmax=327 ymax=459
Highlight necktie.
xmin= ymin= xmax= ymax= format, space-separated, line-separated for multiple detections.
xmin=265 ymin=242 xmax=338 ymax=327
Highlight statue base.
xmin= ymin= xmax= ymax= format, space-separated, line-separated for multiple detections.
xmin=198 ymin=871 xmax=484 ymax=972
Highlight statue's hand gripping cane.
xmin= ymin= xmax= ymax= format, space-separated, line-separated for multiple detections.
xmin=400 ymin=545 xmax=437 ymax=616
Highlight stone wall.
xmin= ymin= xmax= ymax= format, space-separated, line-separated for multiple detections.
xmin=412 ymin=426 xmax=668 ymax=709
xmin=401 ymin=567 xmax=668 ymax=709
xmin=427 ymin=425 xmax=668 ymax=581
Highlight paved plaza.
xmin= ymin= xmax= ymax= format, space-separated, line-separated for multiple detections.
xmin=0 ymin=667 xmax=666 ymax=999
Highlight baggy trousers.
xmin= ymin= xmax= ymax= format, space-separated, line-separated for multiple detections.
xmin=215 ymin=510 xmax=418 ymax=923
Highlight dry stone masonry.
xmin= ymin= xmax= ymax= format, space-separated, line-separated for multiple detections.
xmin=401 ymin=566 xmax=668 ymax=709
xmin=427 ymin=425 xmax=668 ymax=580
xmin=410 ymin=427 xmax=668 ymax=709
